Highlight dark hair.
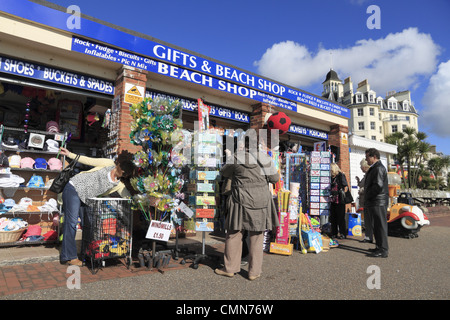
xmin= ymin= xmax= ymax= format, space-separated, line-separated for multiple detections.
xmin=118 ymin=160 xmax=135 ymax=178
xmin=365 ymin=148 xmax=380 ymax=160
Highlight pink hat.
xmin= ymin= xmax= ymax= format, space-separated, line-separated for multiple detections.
xmin=47 ymin=157 xmax=62 ymax=170
xmin=46 ymin=121 xmax=59 ymax=133
xmin=20 ymin=157 xmax=35 ymax=169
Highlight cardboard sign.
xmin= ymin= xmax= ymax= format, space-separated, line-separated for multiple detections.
xmin=145 ymin=220 xmax=173 ymax=242
xmin=197 ymin=171 xmax=219 ymax=181
xmin=196 ymin=208 xmax=215 ymax=218
xmin=195 ymin=220 xmax=214 ymax=232
xmin=197 ymin=183 xmax=214 ymax=193
xmin=196 ymin=195 xmax=215 ymax=206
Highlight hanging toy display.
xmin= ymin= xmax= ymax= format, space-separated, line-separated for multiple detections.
xmin=267 ymin=112 xmax=291 ymax=135
xmin=129 ymin=97 xmax=187 ymax=221
xmin=24 ymin=100 xmax=31 ymax=133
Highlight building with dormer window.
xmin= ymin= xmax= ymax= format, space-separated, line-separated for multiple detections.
xmin=321 ymin=70 xmax=419 ymax=142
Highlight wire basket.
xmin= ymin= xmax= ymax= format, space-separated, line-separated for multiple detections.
xmin=81 ymin=198 xmax=133 ymax=274
xmin=0 ymin=228 xmax=27 ymax=244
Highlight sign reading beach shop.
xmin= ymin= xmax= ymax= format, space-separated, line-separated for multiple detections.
xmin=0 ymin=55 xmax=114 ymax=95
xmin=71 ymin=37 xmax=349 ymax=118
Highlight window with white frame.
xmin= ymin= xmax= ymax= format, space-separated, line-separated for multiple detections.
xmin=356 ymin=94 xmax=363 ymax=103
xmin=392 ymin=125 xmax=398 ymax=133
xmin=370 ymin=108 xmax=375 ymax=116
xmin=371 ymin=136 xmax=376 ymax=140
xmin=370 ymin=121 xmax=376 ymax=130
xmin=403 ymin=101 xmax=409 ymax=111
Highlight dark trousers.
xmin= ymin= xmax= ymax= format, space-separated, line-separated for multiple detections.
xmin=366 ymin=205 xmax=389 ymax=253
xmin=330 ymin=202 xmax=347 ymax=237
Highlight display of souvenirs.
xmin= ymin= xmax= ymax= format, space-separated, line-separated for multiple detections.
xmin=128 ymin=97 xmax=187 ymax=223
xmin=309 ymin=151 xmax=331 ymax=216
xmin=193 ymin=131 xmax=221 ymax=232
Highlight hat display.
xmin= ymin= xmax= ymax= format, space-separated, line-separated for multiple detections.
xmin=33 ymin=158 xmax=48 ymax=170
xmin=47 ymin=157 xmax=62 ymax=170
xmin=27 ymin=175 xmax=45 ymax=188
xmin=46 ymin=121 xmax=59 ymax=133
xmin=20 ymin=157 xmax=35 ymax=169
xmin=8 ymin=155 xmax=21 ymax=168
xmin=45 ymin=139 xmax=59 ymax=152
xmin=2 ymin=137 xmax=18 ymax=149
xmin=4 ymin=198 xmax=15 ymax=209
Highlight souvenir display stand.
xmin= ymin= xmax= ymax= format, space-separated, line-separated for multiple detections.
xmin=268 ymin=150 xmax=336 ymax=255
xmin=129 ymin=97 xmax=188 ymax=271
xmin=180 ymin=131 xmax=221 ymax=269
xmin=0 ymin=124 xmax=66 ymax=247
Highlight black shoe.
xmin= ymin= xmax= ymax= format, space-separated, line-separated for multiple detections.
xmin=359 ymin=239 xmax=373 ymax=243
xmin=369 ymin=250 xmax=388 ymax=258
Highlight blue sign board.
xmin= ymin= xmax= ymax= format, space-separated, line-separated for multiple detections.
xmin=146 ymin=90 xmax=250 ymax=123
xmin=1 ymin=0 xmax=349 ymax=117
xmin=0 ymin=55 xmax=114 ymax=95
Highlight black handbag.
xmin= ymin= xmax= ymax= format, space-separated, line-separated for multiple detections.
xmin=49 ymin=155 xmax=80 ymax=193
xmin=339 ymin=188 xmax=354 ymax=204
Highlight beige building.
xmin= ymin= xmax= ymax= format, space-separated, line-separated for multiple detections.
xmin=322 ymin=69 xmax=419 ymax=143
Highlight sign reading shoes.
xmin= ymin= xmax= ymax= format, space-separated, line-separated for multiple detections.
xmin=124 ymin=83 xmax=144 ymax=104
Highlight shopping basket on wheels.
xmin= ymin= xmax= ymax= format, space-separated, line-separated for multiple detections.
xmin=81 ymin=198 xmax=133 ymax=274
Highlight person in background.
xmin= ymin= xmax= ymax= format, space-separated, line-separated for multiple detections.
xmin=329 ymin=163 xmax=349 ymax=239
xmin=215 ymin=138 xmax=279 ymax=281
xmin=357 ymin=159 xmax=373 ymax=243
xmin=59 ymin=147 xmax=135 ymax=266
xmin=364 ymin=148 xmax=389 ymax=258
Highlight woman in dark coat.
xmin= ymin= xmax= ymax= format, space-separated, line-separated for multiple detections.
xmin=329 ymin=163 xmax=349 ymax=239
xmin=215 ymin=147 xmax=279 ymax=280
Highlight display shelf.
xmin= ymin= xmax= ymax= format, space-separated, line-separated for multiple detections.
xmin=9 ymin=168 xmax=62 ymax=173
xmin=0 ymin=125 xmax=63 ymax=247
xmin=0 ymin=147 xmax=59 ymax=155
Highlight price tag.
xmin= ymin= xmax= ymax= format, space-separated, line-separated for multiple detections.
xmin=145 ymin=220 xmax=173 ymax=242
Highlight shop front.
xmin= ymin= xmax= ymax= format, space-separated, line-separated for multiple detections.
xmin=0 ymin=0 xmax=351 ymax=260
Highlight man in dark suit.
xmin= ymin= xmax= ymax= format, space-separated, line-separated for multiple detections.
xmin=364 ymin=148 xmax=389 ymax=258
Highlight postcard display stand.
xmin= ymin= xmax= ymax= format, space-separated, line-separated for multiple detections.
xmin=180 ymin=132 xmax=221 ymax=269
xmin=309 ymin=151 xmax=331 ymax=225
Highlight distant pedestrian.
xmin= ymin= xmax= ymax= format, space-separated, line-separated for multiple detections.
xmin=357 ymin=159 xmax=373 ymax=243
xmin=364 ymin=148 xmax=389 ymax=258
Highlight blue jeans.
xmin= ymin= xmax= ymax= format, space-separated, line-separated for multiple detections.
xmin=60 ymin=183 xmax=85 ymax=261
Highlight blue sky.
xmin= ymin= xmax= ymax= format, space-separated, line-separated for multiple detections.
xmin=47 ymin=0 xmax=450 ymax=155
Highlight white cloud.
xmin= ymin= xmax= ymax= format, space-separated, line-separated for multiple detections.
xmin=253 ymin=28 xmax=440 ymax=97
xmin=421 ymin=60 xmax=450 ymax=137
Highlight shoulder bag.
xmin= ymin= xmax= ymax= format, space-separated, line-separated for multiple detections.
xmin=49 ymin=155 xmax=80 ymax=194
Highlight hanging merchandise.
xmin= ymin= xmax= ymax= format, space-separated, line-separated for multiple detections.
xmin=266 ymin=112 xmax=291 ymax=135
xmin=129 ymin=97 xmax=187 ymax=228
xmin=269 ymin=190 xmax=293 ymax=255
xmin=309 ymin=151 xmax=331 ymax=221
xmin=24 ymin=100 xmax=31 ymax=133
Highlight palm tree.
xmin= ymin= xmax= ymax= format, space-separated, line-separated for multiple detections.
xmin=385 ymin=127 xmax=431 ymax=188
xmin=428 ymin=155 xmax=450 ymax=189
